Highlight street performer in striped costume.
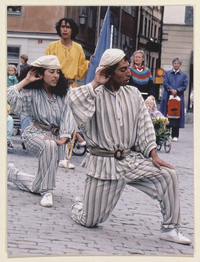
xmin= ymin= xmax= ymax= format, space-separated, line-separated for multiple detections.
xmin=69 ymin=48 xmax=191 ymax=245
xmin=7 ymin=55 xmax=76 ymax=207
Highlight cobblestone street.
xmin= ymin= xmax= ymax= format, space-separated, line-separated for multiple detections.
xmin=4 ymin=123 xmax=194 ymax=260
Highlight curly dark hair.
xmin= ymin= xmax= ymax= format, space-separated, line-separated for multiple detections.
xmin=55 ymin=18 xmax=79 ymax=40
xmin=18 ymin=65 xmax=70 ymax=97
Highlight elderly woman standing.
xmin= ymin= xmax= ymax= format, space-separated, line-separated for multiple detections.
xmin=159 ymin=57 xmax=188 ymax=141
xmin=129 ymin=50 xmax=155 ymax=98
xmin=7 ymin=55 xmax=76 ymax=207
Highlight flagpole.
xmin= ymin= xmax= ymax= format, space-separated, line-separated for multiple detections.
xmin=110 ymin=25 xmax=113 ymax=48
xmin=97 ymin=6 xmax=101 ymax=44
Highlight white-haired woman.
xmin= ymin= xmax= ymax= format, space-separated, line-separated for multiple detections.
xmin=7 ymin=55 xmax=76 ymax=207
xmin=159 ymin=57 xmax=188 ymax=141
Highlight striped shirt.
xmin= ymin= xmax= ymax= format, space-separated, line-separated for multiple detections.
xmin=129 ymin=67 xmax=152 ymax=85
xmin=69 ymin=83 xmax=157 ymax=180
xmin=7 ymin=85 xmax=76 ymax=159
xmin=129 ymin=67 xmax=155 ymax=96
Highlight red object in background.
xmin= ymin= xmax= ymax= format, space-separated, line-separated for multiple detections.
xmin=156 ymin=68 xmax=164 ymax=77
xmin=167 ymin=96 xmax=181 ymax=118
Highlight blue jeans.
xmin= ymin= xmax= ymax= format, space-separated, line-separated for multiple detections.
xmin=7 ymin=115 xmax=13 ymax=140
xmin=20 ymin=116 xmax=33 ymax=135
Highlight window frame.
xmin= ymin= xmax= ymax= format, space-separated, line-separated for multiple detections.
xmin=7 ymin=6 xmax=22 ymax=15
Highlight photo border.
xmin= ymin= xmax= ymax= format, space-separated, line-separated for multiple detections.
xmin=1 ymin=0 xmax=199 ymax=261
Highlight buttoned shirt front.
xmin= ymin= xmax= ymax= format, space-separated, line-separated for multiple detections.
xmin=45 ymin=40 xmax=89 ymax=86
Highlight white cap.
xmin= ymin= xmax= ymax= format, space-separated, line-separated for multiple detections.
xmin=95 ymin=49 xmax=125 ymax=73
xmin=31 ymin=55 xmax=60 ymax=69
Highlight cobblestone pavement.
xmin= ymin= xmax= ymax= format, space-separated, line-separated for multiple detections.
xmin=6 ymin=124 xmax=194 ymax=258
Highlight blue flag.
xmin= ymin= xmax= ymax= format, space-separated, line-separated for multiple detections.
xmin=85 ymin=6 xmax=111 ymax=84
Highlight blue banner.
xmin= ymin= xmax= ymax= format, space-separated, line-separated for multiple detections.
xmin=85 ymin=6 xmax=111 ymax=84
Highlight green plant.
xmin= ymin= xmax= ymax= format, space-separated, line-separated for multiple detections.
xmin=151 ymin=117 xmax=170 ymax=144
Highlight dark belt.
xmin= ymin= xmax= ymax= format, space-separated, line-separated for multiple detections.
xmin=89 ymin=147 xmax=131 ymax=160
xmin=33 ymin=120 xmax=60 ymax=136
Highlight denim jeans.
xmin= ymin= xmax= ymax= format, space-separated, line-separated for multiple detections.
xmin=7 ymin=115 xmax=13 ymax=140
xmin=20 ymin=116 xmax=33 ymax=135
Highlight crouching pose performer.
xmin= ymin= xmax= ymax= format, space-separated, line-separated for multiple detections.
xmin=68 ymin=49 xmax=191 ymax=245
xmin=7 ymin=55 xmax=76 ymax=207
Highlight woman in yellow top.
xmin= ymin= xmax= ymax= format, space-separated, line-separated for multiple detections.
xmin=45 ymin=18 xmax=90 ymax=88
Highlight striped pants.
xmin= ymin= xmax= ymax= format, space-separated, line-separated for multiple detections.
xmin=71 ymin=160 xmax=181 ymax=230
xmin=8 ymin=134 xmax=58 ymax=194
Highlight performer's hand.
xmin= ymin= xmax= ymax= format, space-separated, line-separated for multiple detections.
xmin=91 ymin=66 xmax=111 ymax=89
xmin=16 ymin=68 xmax=43 ymax=91
xmin=150 ymin=149 xmax=174 ymax=170
xmin=43 ymin=136 xmax=68 ymax=146
xmin=26 ymin=69 xmax=43 ymax=83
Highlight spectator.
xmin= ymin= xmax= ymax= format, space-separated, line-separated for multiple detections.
xmin=19 ymin=54 xmax=29 ymax=76
xmin=45 ymin=17 xmax=90 ymax=88
xmin=7 ymin=64 xmax=18 ymax=149
xmin=129 ymin=50 xmax=155 ymax=99
xmin=159 ymin=57 xmax=188 ymax=142
xmin=145 ymin=96 xmax=164 ymax=118
xmin=7 ymin=64 xmax=18 ymax=87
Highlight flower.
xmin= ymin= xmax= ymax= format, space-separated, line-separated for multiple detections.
xmin=151 ymin=117 xmax=170 ymax=144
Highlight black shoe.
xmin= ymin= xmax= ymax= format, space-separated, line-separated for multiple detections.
xmin=22 ymin=142 xmax=26 ymax=150
xmin=7 ymin=140 xmax=14 ymax=150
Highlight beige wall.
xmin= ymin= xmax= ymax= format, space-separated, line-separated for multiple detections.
xmin=7 ymin=6 xmax=65 ymax=33
xmin=161 ymin=24 xmax=193 ymax=76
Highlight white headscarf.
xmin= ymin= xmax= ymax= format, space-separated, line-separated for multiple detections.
xmin=95 ymin=49 xmax=126 ymax=73
xmin=31 ymin=55 xmax=60 ymax=69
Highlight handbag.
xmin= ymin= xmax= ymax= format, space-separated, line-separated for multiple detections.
xmin=167 ymin=95 xmax=181 ymax=119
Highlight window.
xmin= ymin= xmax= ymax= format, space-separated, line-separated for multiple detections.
xmin=131 ymin=6 xmax=137 ymax=17
xmin=140 ymin=14 xmax=144 ymax=35
xmin=81 ymin=6 xmax=86 ymax=15
xmin=154 ymin=24 xmax=157 ymax=38
xmin=88 ymin=7 xmax=94 ymax=28
xmin=185 ymin=6 xmax=193 ymax=25
xmin=7 ymin=46 xmax=20 ymax=71
xmin=151 ymin=57 xmax=155 ymax=77
xmin=129 ymin=38 xmax=134 ymax=58
xmin=112 ymin=26 xmax=118 ymax=48
xmin=144 ymin=17 xmax=147 ymax=37
xmin=121 ymin=34 xmax=125 ymax=49
xmin=158 ymin=26 xmax=161 ymax=42
xmin=126 ymin=36 xmax=129 ymax=47
xmin=130 ymin=38 xmax=133 ymax=49
xmin=7 ymin=6 xmax=22 ymax=15
xmin=127 ymin=6 xmax=131 ymax=14
xmin=148 ymin=19 xmax=151 ymax=38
